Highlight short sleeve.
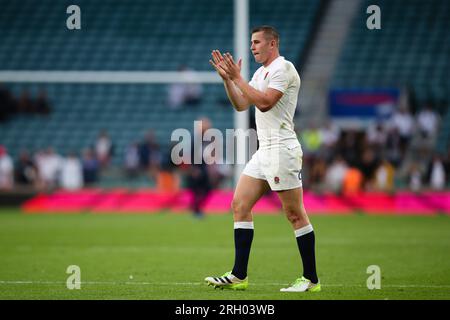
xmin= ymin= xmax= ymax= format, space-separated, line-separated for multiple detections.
xmin=268 ymin=67 xmax=288 ymax=93
xmin=248 ymin=71 xmax=258 ymax=89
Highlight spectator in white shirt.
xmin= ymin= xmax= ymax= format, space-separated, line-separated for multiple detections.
xmin=0 ymin=145 xmax=14 ymax=190
xmin=124 ymin=142 xmax=140 ymax=178
xmin=417 ymin=104 xmax=439 ymax=139
xmin=426 ymin=154 xmax=446 ymax=190
xmin=167 ymin=65 xmax=203 ymax=110
xmin=60 ymin=153 xmax=83 ymax=190
xmin=391 ymin=107 xmax=414 ymax=157
xmin=325 ymin=156 xmax=349 ymax=193
xmin=95 ymin=131 xmax=113 ymax=168
xmin=35 ymin=147 xmax=62 ymax=191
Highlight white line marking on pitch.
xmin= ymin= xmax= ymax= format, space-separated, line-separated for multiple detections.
xmin=0 ymin=280 xmax=449 ymax=289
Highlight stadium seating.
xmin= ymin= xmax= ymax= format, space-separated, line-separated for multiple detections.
xmin=0 ymin=0 xmax=318 ymax=71
xmin=332 ymin=0 xmax=449 ymax=106
xmin=0 ymin=0 xmax=321 ymax=176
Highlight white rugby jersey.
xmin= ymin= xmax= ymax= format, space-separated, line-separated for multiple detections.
xmin=248 ymin=56 xmax=301 ymax=149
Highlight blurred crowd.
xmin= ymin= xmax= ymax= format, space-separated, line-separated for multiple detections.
xmin=0 ymin=130 xmax=162 ymax=192
xmin=0 ymin=96 xmax=448 ymax=194
xmin=0 ymin=143 xmax=101 ymax=192
xmin=298 ymin=103 xmax=449 ymax=194
xmin=0 ymin=123 xmax=231 ymax=195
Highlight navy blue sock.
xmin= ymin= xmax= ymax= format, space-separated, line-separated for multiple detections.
xmin=231 ymin=222 xmax=254 ymax=280
xmin=295 ymin=224 xmax=318 ymax=284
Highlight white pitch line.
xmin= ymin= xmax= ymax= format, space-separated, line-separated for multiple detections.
xmin=0 ymin=280 xmax=449 ymax=289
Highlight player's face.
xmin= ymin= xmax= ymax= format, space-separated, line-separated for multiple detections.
xmin=250 ymin=31 xmax=273 ymax=64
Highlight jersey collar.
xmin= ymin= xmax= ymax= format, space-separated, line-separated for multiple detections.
xmin=264 ymin=56 xmax=284 ymax=71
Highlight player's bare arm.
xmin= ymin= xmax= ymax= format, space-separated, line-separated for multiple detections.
xmin=222 ymin=52 xmax=283 ymax=113
xmin=209 ymin=50 xmax=251 ymax=112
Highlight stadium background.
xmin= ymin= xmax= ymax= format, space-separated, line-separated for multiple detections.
xmin=0 ymin=0 xmax=449 ymax=300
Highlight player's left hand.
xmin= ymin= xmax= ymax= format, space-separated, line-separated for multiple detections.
xmin=210 ymin=50 xmax=230 ymax=80
xmin=222 ymin=53 xmax=242 ymax=81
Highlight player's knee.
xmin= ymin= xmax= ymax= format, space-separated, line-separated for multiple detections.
xmin=231 ymin=198 xmax=251 ymax=218
xmin=283 ymin=205 xmax=302 ymax=224
xmin=231 ymin=198 xmax=244 ymax=213
xmin=286 ymin=213 xmax=301 ymax=225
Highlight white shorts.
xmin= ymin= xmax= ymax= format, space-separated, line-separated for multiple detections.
xmin=242 ymin=144 xmax=303 ymax=191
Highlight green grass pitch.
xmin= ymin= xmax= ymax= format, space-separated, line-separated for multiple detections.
xmin=0 ymin=209 xmax=449 ymax=300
